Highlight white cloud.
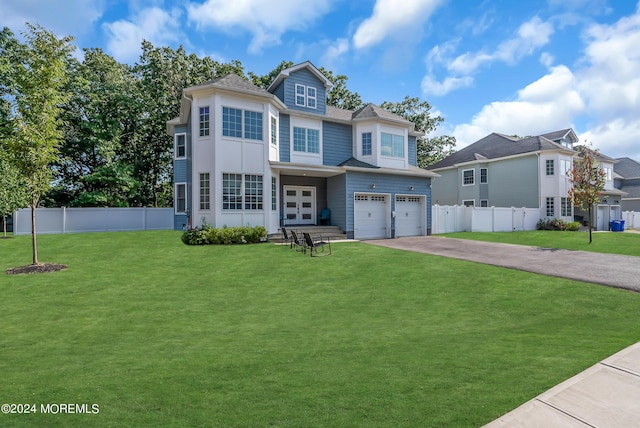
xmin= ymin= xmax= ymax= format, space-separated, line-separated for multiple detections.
xmin=321 ymin=38 xmax=350 ymax=67
xmin=579 ymin=119 xmax=640 ymax=160
xmin=352 ymin=0 xmax=444 ymax=49
xmin=103 ymin=7 xmax=184 ymax=63
xmin=453 ymin=65 xmax=584 ymax=149
xmin=421 ymin=75 xmax=473 ymax=96
xmin=186 ymin=0 xmax=333 ymax=54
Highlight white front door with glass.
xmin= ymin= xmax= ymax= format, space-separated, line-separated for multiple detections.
xmin=283 ymin=186 xmax=315 ymax=225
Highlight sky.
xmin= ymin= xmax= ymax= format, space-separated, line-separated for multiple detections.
xmin=2 ymin=0 xmax=640 ymax=161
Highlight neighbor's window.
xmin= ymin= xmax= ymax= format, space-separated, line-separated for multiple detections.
xmin=362 ymin=132 xmax=372 ymax=156
xmin=199 ymin=173 xmax=210 ymax=211
xmin=560 ymin=159 xmax=571 ymax=176
xmin=175 ymin=133 xmax=186 ymax=159
xmin=462 ymin=169 xmax=475 ymax=185
xmin=381 ymin=132 xmax=404 ymax=158
xmin=175 ymin=183 xmax=187 ymax=214
xmin=561 ymin=197 xmax=571 ymax=216
xmin=480 ymin=168 xmax=488 ymax=183
xmin=199 ymin=106 xmax=210 ymax=137
xmin=244 ymin=174 xmax=263 ymax=210
xmin=546 ymin=159 xmax=554 ymax=176
xmin=480 ymin=200 xmax=488 ymax=207
xmin=546 ymin=197 xmax=555 ymax=217
xmin=463 ymin=200 xmax=475 ymax=207
xmin=222 ymin=173 xmax=242 ymax=210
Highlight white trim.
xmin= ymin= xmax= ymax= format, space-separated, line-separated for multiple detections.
xmin=174 ymin=132 xmax=187 ymax=160
xmin=175 ymin=182 xmax=187 ymax=214
xmin=462 ymin=168 xmax=475 ymax=186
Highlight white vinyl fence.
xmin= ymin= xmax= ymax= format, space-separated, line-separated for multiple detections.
xmin=13 ymin=207 xmax=174 ymax=235
xmin=622 ymin=211 xmax=640 ymax=229
xmin=431 ymin=205 xmax=540 ymax=234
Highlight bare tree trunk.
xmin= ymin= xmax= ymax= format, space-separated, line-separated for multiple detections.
xmin=31 ymin=202 xmax=38 ymax=264
xmin=588 ymin=205 xmax=593 ymax=244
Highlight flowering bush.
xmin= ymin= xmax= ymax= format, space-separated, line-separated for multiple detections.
xmin=536 ymin=218 xmax=581 ymax=231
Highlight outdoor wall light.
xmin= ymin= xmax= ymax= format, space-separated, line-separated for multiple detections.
xmin=370 ymin=183 xmax=376 ymax=189
xmin=409 ymin=186 xmax=414 ymax=191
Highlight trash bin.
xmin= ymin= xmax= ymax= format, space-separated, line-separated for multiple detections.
xmin=610 ymin=220 xmax=622 ymax=232
xmin=620 ymin=220 xmax=625 ymax=232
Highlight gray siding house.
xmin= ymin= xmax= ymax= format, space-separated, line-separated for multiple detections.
xmin=167 ymin=61 xmax=437 ymax=239
xmin=427 ymin=129 xmax=624 ymax=230
xmin=614 ymin=157 xmax=640 ymax=212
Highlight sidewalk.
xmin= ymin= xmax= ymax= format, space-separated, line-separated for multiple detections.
xmin=365 ymin=236 xmax=640 ymax=427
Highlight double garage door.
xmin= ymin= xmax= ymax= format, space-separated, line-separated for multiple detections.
xmin=354 ymin=194 xmax=425 ymax=239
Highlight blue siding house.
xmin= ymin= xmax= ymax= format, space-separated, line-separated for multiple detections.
xmin=166 ymin=61 xmax=437 ymax=239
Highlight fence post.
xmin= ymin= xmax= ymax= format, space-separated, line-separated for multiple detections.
xmin=143 ymin=207 xmax=147 ymax=231
xmin=62 ymin=206 xmax=66 ymax=234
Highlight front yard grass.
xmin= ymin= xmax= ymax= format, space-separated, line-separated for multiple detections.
xmin=1 ymin=231 xmax=640 ymax=427
xmin=445 ymin=230 xmax=640 ymax=257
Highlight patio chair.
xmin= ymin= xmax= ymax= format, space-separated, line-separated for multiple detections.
xmin=303 ymin=232 xmax=331 ymax=257
xmin=319 ymin=208 xmax=331 ymax=225
xmin=281 ymin=227 xmax=293 ymax=248
xmin=290 ymin=230 xmax=305 ymax=253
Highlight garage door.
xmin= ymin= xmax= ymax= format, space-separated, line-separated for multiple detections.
xmin=395 ymin=196 xmax=424 ymax=237
xmin=354 ymin=194 xmax=388 ymax=239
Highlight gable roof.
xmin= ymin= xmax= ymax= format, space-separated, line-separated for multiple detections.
xmin=540 ymin=128 xmax=578 ymax=143
xmin=185 ymin=73 xmax=271 ymax=97
xmin=427 ymin=132 xmax=575 ymax=170
xmin=267 ymin=61 xmax=333 ymax=92
xmin=614 ymin=157 xmax=640 ymax=179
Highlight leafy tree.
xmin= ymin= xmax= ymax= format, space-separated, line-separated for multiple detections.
xmin=249 ymin=60 xmax=293 ymax=89
xmin=0 ymin=153 xmax=28 ymax=237
xmin=568 ymin=144 xmax=606 ymax=244
xmin=318 ymin=67 xmax=364 ymax=111
xmin=380 ymin=96 xmax=456 ymax=167
xmin=1 ymin=24 xmax=74 ymax=264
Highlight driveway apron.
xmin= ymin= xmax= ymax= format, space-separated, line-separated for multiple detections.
xmin=365 ymin=236 xmax=640 ymax=292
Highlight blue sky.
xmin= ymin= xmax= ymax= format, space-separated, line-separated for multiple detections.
xmin=3 ymin=0 xmax=640 ymax=160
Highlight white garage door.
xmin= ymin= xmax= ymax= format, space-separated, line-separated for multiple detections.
xmin=354 ymin=194 xmax=388 ymax=239
xmin=395 ymin=196 xmax=424 ymax=237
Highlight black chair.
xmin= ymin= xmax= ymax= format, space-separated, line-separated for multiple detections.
xmin=281 ymin=227 xmax=293 ymax=248
xmin=290 ymin=230 xmax=305 ymax=252
xmin=303 ymin=232 xmax=331 ymax=257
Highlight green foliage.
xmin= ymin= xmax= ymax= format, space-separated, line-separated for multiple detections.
xmin=536 ymin=218 xmax=581 ymax=231
xmin=0 ymin=154 xmax=28 ymax=236
xmin=181 ymin=225 xmax=267 ymax=245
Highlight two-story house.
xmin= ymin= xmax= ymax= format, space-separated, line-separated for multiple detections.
xmin=427 ymin=129 xmax=623 ymax=230
xmin=614 ymin=157 xmax=640 ymax=212
xmin=166 ymin=61 xmax=437 ymax=239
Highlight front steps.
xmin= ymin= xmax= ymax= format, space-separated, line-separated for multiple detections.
xmin=269 ymin=225 xmax=347 ymax=243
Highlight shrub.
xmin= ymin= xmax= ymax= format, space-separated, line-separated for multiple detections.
xmin=536 ymin=218 xmax=581 ymax=232
xmin=566 ymin=221 xmax=581 ymax=231
xmin=181 ymin=225 xmax=268 ymax=245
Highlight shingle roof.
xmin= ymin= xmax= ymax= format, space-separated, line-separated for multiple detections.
xmin=614 ymin=157 xmax=640 ymax=178
xmin=189 ymin=73 xmax=269 ymax=96
xmin=621 ymin=185 xmax=640 ymax=198
xmin=540 ymin=128 xmax=578 ymax=143
xmin=338 ymin=157 xmax=379 ymax=168
xmin=353 ymin=103 xmax=410 ymax=123
xmin=427 ymin=132 xmax=574 ymax=170
xmin=326 ymin=106 xmax=354 ymax=121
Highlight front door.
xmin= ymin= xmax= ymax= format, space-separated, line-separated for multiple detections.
xmin=283 ymin=186 xmax=315 ymax=225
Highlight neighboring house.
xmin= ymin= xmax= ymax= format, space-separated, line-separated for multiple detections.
xmin=614 ymin=157 xmax=640 ymax=212
xmin=166 ymin=61 xmax=437 ymax=239
xmin=427 ymin=129 xmax=623 ymax=230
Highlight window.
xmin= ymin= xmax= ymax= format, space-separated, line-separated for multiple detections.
xmin=560 ymin=159 xmax=571 ymax=176
xmin=480 ymin=168 xmax=488 ymax=183
xmin=546 ymin=197 xmax=555 ymax=217
xmin=199 ymin=106 xmax=210 ymax=137
xmin=293 ymin=127 xmax=320 ymax=153
xmin=604 ymin=167 xmax=612 ymax=181
xmin=381 ymin=132 xmax=404 ymax=158
xmin=271 ymin=177 xmax=277 ymax=211
xmin=199 ymin=173 xmax=210 ymax=211
xmin=223 ymin=173 xmax=242 ymax=210
xmin=244 ymin=175 xmax=263 ymax=210
xmin=546 ymin=159 xmax=554 ymax=176
xmin=462 ymin=169 xmax=475 ymax=185
xmin=362 ymin=132 xmax=372 ymax=156
xmin=175 ymin=133 xmax=186 ymax=159
xmin=270 ymin=117 xmax=277 ymax=146
xmin=175 ymin=183 xmax=187 ymax=214
xmin=223 ymin=107 xmax=242 ymax=137
xmin=222 ymin=107 xmax=263 ymax=140
xmin=244 ymin=111 xmax=263 ymax=140
xmin=294 ymin=84 xmax=317 ymax=108
xmin=480 ymin=200 xmax=488 ymax=207
xmin=463 ymin=200 xmax=475 ymax=207
xmin=561 ymin=197 xmax=571 ymax=217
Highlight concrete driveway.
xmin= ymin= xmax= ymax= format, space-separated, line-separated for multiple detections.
xmin=365 ymin=236 xmax=640 ymax=292
xmin=365 ymin=236 xmax=640 ymax=427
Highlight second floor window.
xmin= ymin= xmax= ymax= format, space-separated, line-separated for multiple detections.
xmin=546 ymin=159 xmax=554 ymax=175
xmin=362 ymin=132 xmax=372 ymax=156
xmin=463 ymin=169 xmax=474 ymax=185
xmin=293 ymin=127 xmax=320 ymax=153
xmin=271 ymin=117 xmax=277 ymax=146
xmin=381 ymin=132 xmax=404 ymax=158
xmin=295 ymin=84 xmax=317 ymax=109
xmin=199 ymin=106 xmax=210 ymax=137
xmin=222 ymin=107 xmax=263 ymax=140
xmin=175 ymin=133 xmax=186 ymax=159
xmin=480 ymin=168 xmax=488 ymax=183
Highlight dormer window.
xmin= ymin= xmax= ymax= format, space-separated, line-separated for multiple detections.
xmin=294 ymin=84 xmax=317 ymax=109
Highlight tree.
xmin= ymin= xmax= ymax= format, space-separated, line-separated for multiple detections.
xmin=1 ymin=24 xmax=74 ymax=264
xmin=0 ymin=153 xmax=28 ymax=237
xmin=568 ymin=144 xmax=606 ymax=244
xmin=380 ymin=96 xmax=456 ymax=167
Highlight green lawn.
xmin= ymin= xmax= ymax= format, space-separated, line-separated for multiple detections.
xmin=1 ymin=231 xmax=640 ymax=427
xmin=445 ymin=230 xmax=640 ymax=257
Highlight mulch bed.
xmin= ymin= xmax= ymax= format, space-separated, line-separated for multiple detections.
xmin=6 ymin=263 xmax=68 ymax=275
